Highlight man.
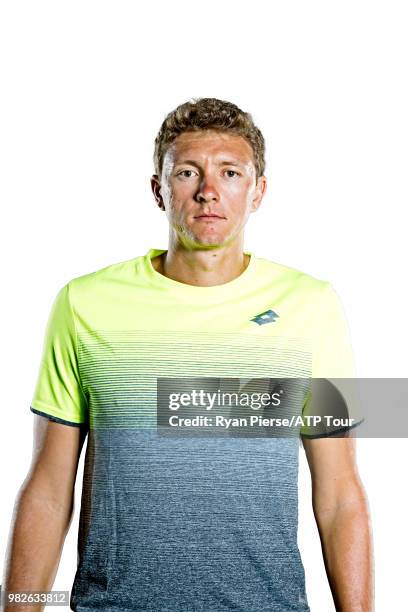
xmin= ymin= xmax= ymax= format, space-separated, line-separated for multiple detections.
xmin=2 ymin=98 xmax=373 ymax=611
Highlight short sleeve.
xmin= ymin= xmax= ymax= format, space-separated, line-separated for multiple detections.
xmin=300 ymin=283 xmax=363 ymax=438
xmin=30 ymin=282 xmax=88 ymax=427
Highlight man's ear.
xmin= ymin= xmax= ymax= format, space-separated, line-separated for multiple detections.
xmin=150 ymin=174 xmax=165 ymax=211
xmin=250 ymin=175 xmax=267 ymax=213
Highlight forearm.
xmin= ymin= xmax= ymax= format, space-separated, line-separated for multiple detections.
xmin=316 ymin=499 xmax=374 ymax=611
xmin=1 ymin=482 xmax=72 ymax=612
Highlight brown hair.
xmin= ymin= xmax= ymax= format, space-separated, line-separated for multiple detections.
xmin=153 ymin=97 xmax=266 ymax=179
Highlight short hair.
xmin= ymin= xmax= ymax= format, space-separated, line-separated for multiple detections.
xmin=153 ymin=97 xmax=266 ymax=179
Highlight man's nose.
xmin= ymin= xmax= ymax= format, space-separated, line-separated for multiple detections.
xmin=196 ymin=175 xmax=219 ymax=203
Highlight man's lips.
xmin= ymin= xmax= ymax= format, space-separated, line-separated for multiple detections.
xmin=194 ymin=214 xmax=225 ymax=219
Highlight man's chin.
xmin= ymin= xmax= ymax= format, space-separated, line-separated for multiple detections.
xmin=189 ymin=240 xmax=224 ymax=251
xmin=173 ymin=226 xmax=236 ymax=250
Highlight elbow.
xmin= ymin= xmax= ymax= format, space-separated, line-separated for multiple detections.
xmin=17 ymin=477 xmax=75 ymax=534
xmin=313 ymin=481 xmax=371 ymax=530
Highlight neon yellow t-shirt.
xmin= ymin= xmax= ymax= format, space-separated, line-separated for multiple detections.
xmin=30 ymin=248 xmax=357 ymax=611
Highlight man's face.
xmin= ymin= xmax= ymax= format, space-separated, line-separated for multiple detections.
xmin=151 ymin=130 xmax=266 ymax=250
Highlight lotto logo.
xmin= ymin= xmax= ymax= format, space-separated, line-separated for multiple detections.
xmin=250 ymin=309 xmax=279 ymax=325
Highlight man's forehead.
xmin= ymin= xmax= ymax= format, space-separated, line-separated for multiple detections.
xmin=165 ymin=130 xmax=255 ymax=166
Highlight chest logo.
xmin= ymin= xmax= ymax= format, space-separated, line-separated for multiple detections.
xmin=250 ymin=309 xmax=279 ymax=325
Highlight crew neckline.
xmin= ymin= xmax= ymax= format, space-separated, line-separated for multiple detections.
xmin=142 ymin=248 xmax=258 ymax=299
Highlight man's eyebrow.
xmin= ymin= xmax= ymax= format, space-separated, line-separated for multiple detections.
xmin=218 ymin=160 xmax=246 ymax=168
xmin=174 ymin=159 xmax=247 ymax=168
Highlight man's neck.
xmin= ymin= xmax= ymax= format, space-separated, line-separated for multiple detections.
xmin=151 ymin=246 xmax=250 ymax=288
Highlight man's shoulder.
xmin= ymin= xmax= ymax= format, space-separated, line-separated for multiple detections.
xmin=65 ymin=254 xmax=145 ymax=295
xmin=254 ymin=254 xmax=330 ymax=294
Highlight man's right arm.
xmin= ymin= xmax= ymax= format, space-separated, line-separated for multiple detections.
xmin=1 ymin=415 xmax=87 ymax=612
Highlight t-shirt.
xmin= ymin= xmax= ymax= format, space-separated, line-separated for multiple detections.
xmin=30 ymin=248 xmax=358 ymax=612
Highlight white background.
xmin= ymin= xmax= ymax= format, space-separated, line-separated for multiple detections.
xmin=1 ymin=1 xmax=407 ymax=610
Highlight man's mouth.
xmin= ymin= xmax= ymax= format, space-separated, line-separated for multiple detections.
xmin=194 ymin=214 xmax=225 ymax=219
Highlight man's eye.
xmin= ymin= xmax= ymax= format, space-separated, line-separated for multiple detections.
xmin=178 ymin=170 xmax=196 ymax=178
xmin=225 ymin=170 xmax=239 ymax=178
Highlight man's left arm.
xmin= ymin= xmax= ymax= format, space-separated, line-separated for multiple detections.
xmin=302 ymin=435 xmax=374 ymax=611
